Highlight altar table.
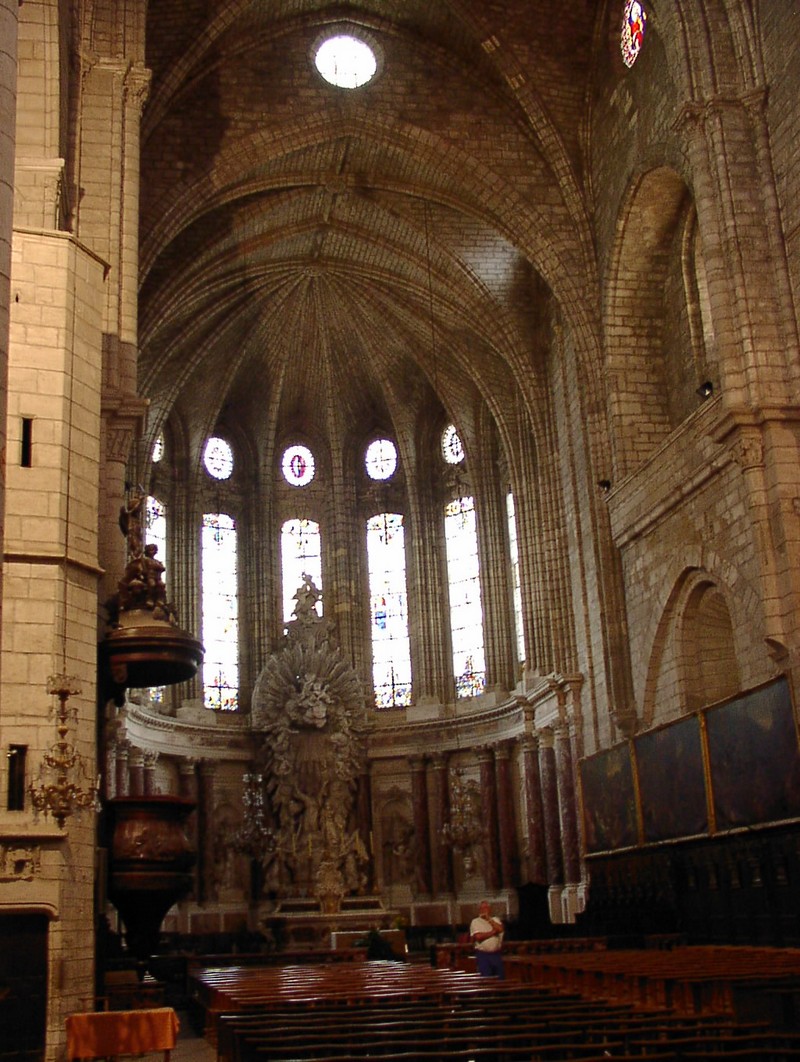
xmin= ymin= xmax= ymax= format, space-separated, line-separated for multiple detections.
xmin=66 ymin=1006 xmax=179 ymax=1061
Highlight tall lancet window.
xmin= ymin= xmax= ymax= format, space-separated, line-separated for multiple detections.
xmin=506 ymin=491 xmax=526 ymax=668
xmin=442 ymin=425 xmax=486 ymax=698
xmin=202 ymin=512 xmax=239 ymax=710
xmin=143 ymin=495 xmax=167 ymax=704
xmin=281 ymin=518 xmax=322 ymax=622
xmin=367 ymin=512 xmax=412 ymax=709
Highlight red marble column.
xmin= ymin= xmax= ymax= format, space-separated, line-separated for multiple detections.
xmin=197 ymin=760 xmax=216 ymax=903
xmin=494 ymin=743 xmax=520 ymax=889
xmin=128 ymin=748 xmax=144 ymax=796
xmin=409 ymin=756 xmax=432 ymax=897
xmin=430 ymin=753 xmax=454 ymax=895
xmin=478 ymin=747 xmax=501 ymax=892
xmin=522 ymin=735 xmax=547 ymax=884
xmin=537 ymin=729 xmax=564 ymax=886
xmin=554 ymin=723 xmax=581 ymax=884
xmin=115 ymin=741 xmax=130 ymax=797
xmin=143 ymin=751 xmax=159 ymax=796
xmin=178 ymin=757 xmax=200 ymax=900
xmin=356 ymin=766 xmax=374 ymax=891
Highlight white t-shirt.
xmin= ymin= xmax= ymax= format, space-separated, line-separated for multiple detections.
xmin=470 ymin=915 xmax=504 ymax=953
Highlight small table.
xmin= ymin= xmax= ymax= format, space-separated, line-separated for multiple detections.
xmin=66 ymin=1006 xmax=179 ymax=1061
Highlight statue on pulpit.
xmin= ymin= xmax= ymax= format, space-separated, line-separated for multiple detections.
xmin=251 ymin=578 xmax=368 ymax=909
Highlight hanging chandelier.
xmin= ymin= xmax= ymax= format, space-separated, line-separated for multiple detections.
xmin=28 ymin=676 xmax=99 ymax=829
xmin=231 ymin=772 xmax=276 ymax=857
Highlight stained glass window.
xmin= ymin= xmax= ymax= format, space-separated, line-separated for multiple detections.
xmin=506 ymin=491 xmax=526 ymax=667
xmin=281 ymin=518 xmax=322 ymax=622
xmin=365 ymin=438 xmax=397 ymax=481
xmin=442 ymin=424 xmax=465 ymax=465
xmin=202 ymin=512 xmax=239 ymax=710
xmin=282 ymin=444 xmax=315 ymax=486
xmin=444 ymin=495 xmax=486 ymax=698
xmin=315 ymin=34 xmax=377 ymax=89
xmin=367 ymin=513 xmax=412 ymax=709
xmin=203 ymin=436 xmax=234 ymax=480
xmin=143 ymin=495 xmax=167 ymax=704
xmin=621 ymin=0 xmax=647 ymax=68
xmin=152 ymin=434 xmax=164 ymax=464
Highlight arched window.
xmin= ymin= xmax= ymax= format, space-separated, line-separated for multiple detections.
xmin=143 ymin=496 xmax=167 ymax=704
xmin=202 ymin=512 xmax=239 ymax=710
xmin=281 ymin=518 xmax=322 ymax=622
xmin=444 ymin=495 xmax=486 ymax=698
xmin=506 ymin=491 xmax=525 ymax=667
xmin=367 ymin=512 xmax=411 ymax=709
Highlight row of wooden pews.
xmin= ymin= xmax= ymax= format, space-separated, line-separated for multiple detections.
xmin=190 ymin=956 xmax=800 ymax=1061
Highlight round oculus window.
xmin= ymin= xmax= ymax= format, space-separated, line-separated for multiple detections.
xmin=365 ymin=438 xmax=398 ymax=481
xmin=314 ymin=34 xmax=377 ymax=89
xmin=441 ymin=424 xmax=465 ymax=465
xmin=282 ymin=444 xmax=316 ymax=486
xmin=203 ymin=436 xmax=234 ymax=480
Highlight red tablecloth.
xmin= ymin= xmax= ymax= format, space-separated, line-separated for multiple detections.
xmin=66 ymin=1006 xmax=179 ymax=1060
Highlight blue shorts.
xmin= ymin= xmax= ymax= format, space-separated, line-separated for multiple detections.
xmin=475 ymin=950 xmax=505 ymax=979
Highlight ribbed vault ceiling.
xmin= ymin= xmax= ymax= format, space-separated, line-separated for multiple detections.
xmin=138 ymin=0 xmax=601 ymax=465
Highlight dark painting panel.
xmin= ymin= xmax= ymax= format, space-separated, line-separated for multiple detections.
xmin=580 ymin=743 xmax=638 ymax=854
xmin=706 ymin=677 xmax=800 ymax=831
xmin=636 ymin=715 xmax=708 ymax=843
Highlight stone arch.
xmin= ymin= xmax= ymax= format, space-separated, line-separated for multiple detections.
xmin=642 ymin=567 xmax=740 ymax=728
xmin=604 ymin=165 xmax=698 ymax=481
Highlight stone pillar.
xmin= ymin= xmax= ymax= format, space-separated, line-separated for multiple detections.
xmin=143 ymin=751 xmax=159 ymax=795
xmin=429 ymin=753 xmax=454 ymax=895
xmin=408 ymin=756 xmax=432 ymax=896
xmin=115 ymin=741 xmax=130 ymax=797
xmin=0 ymin=0 xmax=16 ymax=664
xmin=537 ymin=730 xmax=564 ymax=886
xmin=494 ymin=743 xmax=519 ymax=889
xmin=477 ymin=747 xmax=501 ymax=892
xmin=521 ymin=735 xmax=547 ymax=884
xmin=554 ymin=724 xmax=580 ymax=884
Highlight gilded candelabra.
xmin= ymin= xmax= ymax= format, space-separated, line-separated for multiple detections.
xmin=28 ymin=675 xmax=98 ymax=829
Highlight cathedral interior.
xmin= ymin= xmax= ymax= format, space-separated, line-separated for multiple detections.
xmin=2 ymin=1 xmax=800 ymax=1058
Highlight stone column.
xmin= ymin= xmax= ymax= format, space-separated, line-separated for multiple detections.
xmin=537 ymin=730 xmax=564 ymax=886
xmin=0 ymin=0 xmax=17 ymax=664
xmin=521 ymin=735 xmax=547 ymax=884
xmin=477 ymin=747 xmax=501 ymax=892
xmin=494 ymin=743 xmax=520 ymax=889
xmin=429 ymin=753 xmax=454 ymax=895
xmin=408 ymin=756 xmax=432 ymax=897
xmin=554 ymin=724 xmax=580 ymax=885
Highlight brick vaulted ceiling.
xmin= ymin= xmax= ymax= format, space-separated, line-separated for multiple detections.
xmin=137 ymin=1 xmax=602 ymax=461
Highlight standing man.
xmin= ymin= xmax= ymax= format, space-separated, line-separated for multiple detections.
xmin=470 ymin=899 xmax=505 ymax=978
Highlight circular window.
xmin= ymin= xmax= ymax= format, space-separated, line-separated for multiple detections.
xmin=314 ymin=34 xmax=377 ymax=89
xmin=203 ymin=436 xmax=234 ymax=480
xmin=365 ymin=438 xmax=397 ymax=481
xmin=441 ymin=424 xmax=465 ymax=465
xmin=282 ymin=444 xmax=316 ymax=486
